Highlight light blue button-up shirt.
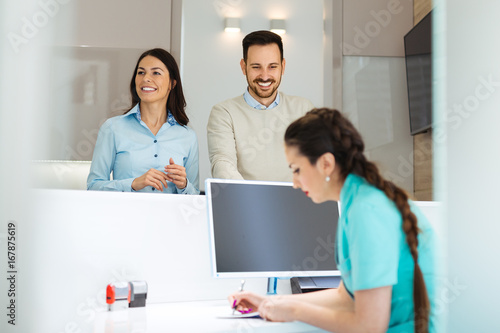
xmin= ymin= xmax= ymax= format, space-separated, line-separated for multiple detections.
xmin=243 ymin=88 xmax=280 ymax=110
xmin=87 ymin=104 xmax=200 ymax=194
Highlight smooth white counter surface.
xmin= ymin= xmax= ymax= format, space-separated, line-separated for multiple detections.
xmin=93 ymin=299 xmax=327 ymax=333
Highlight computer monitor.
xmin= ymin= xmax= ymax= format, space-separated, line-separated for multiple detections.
xmin=205 ymin=179 xmax=340 ymax=280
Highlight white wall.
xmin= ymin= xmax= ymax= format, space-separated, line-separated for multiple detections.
xmin=436 ymin=0 xmax=500 ymax=331
xmin=181 ymin=0 xmax=324 ymax=190
xmin=53 ymin=0 xmax=171 ymax=49
xmin=342 ymin=0 xmax=413 ymax=57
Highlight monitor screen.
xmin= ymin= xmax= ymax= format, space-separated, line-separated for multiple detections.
xmin=206 ymin=179 xmax=340 ymax=278
xmin=404 ymin=10 xmax=432 ymax=135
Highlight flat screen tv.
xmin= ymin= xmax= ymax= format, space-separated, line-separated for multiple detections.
xmin=404 ymin=10 xmax=432 ymax=135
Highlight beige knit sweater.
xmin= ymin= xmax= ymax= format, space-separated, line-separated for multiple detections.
xmin=207 ymin=92 xmax=314 ymax=182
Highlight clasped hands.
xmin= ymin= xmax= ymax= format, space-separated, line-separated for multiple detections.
xmin=131 ymin=157 xmax=187 ymax=191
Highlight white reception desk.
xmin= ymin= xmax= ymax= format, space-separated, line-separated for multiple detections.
xmin=7 ymin=189 xmax=441 ymax=332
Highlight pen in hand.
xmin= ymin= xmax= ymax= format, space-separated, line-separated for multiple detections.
xmin=232 ymin=279 xmax=246 ymax=315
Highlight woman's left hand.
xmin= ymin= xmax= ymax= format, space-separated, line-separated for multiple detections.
xmin=164 ymin=157 xmax=187 ymax=189
xmin=258 ymin=298 xmax=300 ymax=322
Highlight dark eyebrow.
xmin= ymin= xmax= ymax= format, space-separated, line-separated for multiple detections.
xmin=137 ymin=66 xmax=165 ymax=72
xmin=249 ymin=62 xmax=280 ymax=67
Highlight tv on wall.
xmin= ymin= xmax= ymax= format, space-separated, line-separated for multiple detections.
xmin=404 ymin=11 xmax=432 ymax=136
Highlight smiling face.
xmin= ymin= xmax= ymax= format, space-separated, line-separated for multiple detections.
xmin=240 ymin=43 xmax=285 ymax=107
xmin=135 ymin=55 xmax=175 ymax=106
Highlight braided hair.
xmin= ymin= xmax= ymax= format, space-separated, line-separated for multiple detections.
xmin=285 ymin=108 xmax=430 ymax=333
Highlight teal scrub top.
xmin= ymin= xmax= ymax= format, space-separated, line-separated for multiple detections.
xmin=337 ymin=174 xmax=437 ymax=332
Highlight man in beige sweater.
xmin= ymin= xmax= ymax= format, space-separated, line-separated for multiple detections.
xmin=207 ymin=30 xmax=314 ymax=182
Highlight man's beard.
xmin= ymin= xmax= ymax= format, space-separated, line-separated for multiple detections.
xmin=248 ymin=78 xmax=281 ymax=99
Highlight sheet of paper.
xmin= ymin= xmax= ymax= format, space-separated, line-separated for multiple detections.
xmin=216 ymin=311 xmax=261 ymax=319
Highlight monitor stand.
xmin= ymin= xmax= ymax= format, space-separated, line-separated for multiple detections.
xmin=266 ymin=277 xmax=278 ymax=295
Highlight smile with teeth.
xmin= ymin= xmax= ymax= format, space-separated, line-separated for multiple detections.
xmin=142 ymin=87 xmax=157 ymax=92
xmin=257 ymin=81 xmax=272 ymax=87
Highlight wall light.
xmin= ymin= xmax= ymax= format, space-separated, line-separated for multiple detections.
xmin=224 ymin=17 xmax=241 ymax=33
xmin=270 ymin=19 xmax=286 ymax=35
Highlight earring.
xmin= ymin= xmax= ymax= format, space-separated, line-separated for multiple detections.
xmin=326 ymin=176 xmax=330 ymax=182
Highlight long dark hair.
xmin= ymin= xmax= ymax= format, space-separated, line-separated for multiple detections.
xmin=128 ymin=48 xmax=189 ymax=126
xmin=285 ymin=108 xmax=430 ymax=333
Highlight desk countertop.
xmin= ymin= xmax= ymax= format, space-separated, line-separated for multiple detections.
xmin=93 ymin=299 xmax=328 ymax=333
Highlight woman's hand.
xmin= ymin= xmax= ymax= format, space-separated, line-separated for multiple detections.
xmin=132 ymin=168 xmax=169 ymax=191
xmin=228 ymin=291 xmax=266 ymax=314
xmin=164 ymin=157 xmax=187 ymax=189
xmin=258 ymin=298 xmax=300 ymax=322
xmin=228 ymin=292 xmax=299 ymax=322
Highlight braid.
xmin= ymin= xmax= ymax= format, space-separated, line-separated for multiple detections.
xmin=285 ymin=108 xmax=430 ymax=333
xmin=356 ymin=159 xmax=430 ymax=333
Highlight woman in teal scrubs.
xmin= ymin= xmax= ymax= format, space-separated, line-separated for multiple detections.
xmin=230 ymin=108 xmax=437 ymax=333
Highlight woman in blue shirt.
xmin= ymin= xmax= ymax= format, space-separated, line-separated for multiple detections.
xmin=87 ymin=48 xmax=199 ymax=194
xmin=230 ymin=108 xmax=437 ymax=332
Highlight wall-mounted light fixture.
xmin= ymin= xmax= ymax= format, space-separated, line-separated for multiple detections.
xmin=270 ymin=19 xmax=286 ymax=35
xmin=224 ymin=17 xmax=241 ymax=33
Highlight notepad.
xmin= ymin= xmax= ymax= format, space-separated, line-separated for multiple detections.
xmin=216 ymin=311 xmax=261 ymax=319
